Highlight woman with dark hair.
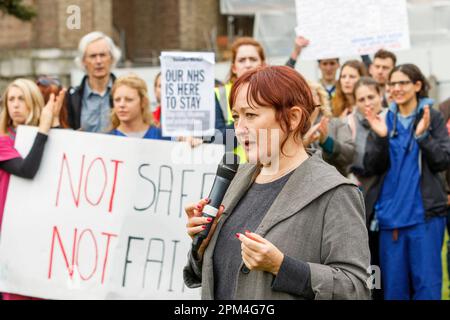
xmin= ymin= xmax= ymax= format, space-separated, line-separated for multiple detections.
xmin=36 ymin=76 xmax=69 ymax=128
xmin=364 ymin=64 xmax=450 ymax=300
xmin=348 ymin=77 xmax=387 ymax=300
xmin=332 ymin=60 xmax=368 ymax=119
xmin=349 ymin=77 xmax=386 ymax=190
xmin=183 ymin=66 xmax=370 ymax=300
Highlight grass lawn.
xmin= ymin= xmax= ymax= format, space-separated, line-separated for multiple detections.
xmin=443 ymin=231 xmax=449 ymax=300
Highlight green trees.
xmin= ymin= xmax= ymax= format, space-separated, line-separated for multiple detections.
xmin=0 ymin=0 xmax=36 ymax=21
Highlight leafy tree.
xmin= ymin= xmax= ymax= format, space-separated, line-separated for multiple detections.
xmin=0 ymin=0 xmax=36 ymax=21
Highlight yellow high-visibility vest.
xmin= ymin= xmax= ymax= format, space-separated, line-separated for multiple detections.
xmin=214 ymin=83 xmax=247 ymax=163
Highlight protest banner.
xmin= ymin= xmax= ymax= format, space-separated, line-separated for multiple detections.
xmin=160 ymin=52 xmax=215 ymax=138
xmin=295 ymin=0 xmax=410 ymax=60
xmin=0 ymin=126 xmax=224 ymax=299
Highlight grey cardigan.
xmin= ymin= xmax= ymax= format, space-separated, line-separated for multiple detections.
xmin=184 ymin=153 xmax=371 ymax=300
xmin=319 ymin=117 xmax=355 ymax=177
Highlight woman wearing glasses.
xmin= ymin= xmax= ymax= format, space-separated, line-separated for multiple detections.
xmin=364 ymin=64 xmax=450 ymax=300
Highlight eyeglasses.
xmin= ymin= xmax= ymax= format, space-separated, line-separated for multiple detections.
xmin=37 ymin=77 xmax=62 ymax=88
xmin=387 ymin=80 xmax=412 ymax=87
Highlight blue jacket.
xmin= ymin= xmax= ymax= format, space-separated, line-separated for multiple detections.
xmin=110 ymin=126 xmax=170 ymax=140
xmin=364 ymin=98 xmax=450 ymax=224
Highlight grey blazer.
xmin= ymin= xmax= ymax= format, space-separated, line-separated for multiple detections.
xmin=184 ymin=153 xmax=371 ymax=300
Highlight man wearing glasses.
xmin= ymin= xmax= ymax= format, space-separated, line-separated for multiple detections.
xmin=66 ymin=31 xmax=122 ymax=133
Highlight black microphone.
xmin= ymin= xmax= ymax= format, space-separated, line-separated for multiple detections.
xmin=191 ymin=152 xmax=240 ymax=259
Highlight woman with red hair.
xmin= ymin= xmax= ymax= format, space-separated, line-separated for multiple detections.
xmin=183 ymin=66 xmax=370 ymax=300
xmin=213 ymin=37 xmax=267 ymax=158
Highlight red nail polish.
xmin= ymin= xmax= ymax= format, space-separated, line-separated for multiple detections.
xmin=235 ymin=233 xmax=240 ymax=239
xmin=202 ymin=225 xmax=207 ymax=229
xmin=206 ymin=218 xmax=212 ymax=222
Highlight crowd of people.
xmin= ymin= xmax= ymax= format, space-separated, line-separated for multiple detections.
xmin=1 ymin=30 xmax=450 ymax=300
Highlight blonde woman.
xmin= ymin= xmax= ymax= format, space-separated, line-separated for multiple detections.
xmin=0 ymin=78 xmax=64 ymax=300
xmin=109 ymin=74 xmax=169 ymax=140
xmin=303 ymin=81 xmax=355 ymax=176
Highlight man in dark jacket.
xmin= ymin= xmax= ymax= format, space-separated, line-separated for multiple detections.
xmin=66 ymin=31 xmax=121 ymax=132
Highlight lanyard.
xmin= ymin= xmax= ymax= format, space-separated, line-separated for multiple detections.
xmin=7 ymin=127 xmax=16 ymax=141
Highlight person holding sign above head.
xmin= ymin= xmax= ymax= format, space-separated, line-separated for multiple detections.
xmin=286 ymin=35 xmax=340 ymax=102
xmin=183 ymin=66 xmax=370 ymax=300
xmin=109 ymin=74 xmax=169 ymax=141
xmin=214 ymin=37 xmax=266 ymax=161
xmin=0 ymin=79 xmax=64 ymax=300
xmin=364 ymin=64 xmax=450 ymax=300
xmin=332 ymin=60 xmax=368 ymax=119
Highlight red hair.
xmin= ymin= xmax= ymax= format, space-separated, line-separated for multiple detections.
xmin=229 ymin=66 xmax=316 ymax=154
xmin=228 ymin=37 xmax=266 ymax=83
xmin=332 ymin=60 xmax=368 ymax=117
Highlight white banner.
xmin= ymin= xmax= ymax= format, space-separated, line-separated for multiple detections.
xmin=295 ymin=0 xmax=410 ymax=60
xmin=160 ymin=52 xmax=215 ymax=138
xmin=0 ymin=126 xmax=224 ymax=299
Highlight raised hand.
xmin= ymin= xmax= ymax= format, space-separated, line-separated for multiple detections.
xmin=303 ymin=122 xmax=321 ymax=147
xmin=415 ymin=106 xmax=430 ymax=137
xmin=294 ymin=36 xmax=310 ymax=50
xmin=364 ymin=106 xmax=388 ymax=137
xmin=290 ymin=36 xmax=310 ymax=60
xmin=38 ymin=93 xmax=56 ymax=134
xmin=52 ymin=88 xmax=67 ymax=128
xmin=318 ymin=116 xmax=330 ymax=144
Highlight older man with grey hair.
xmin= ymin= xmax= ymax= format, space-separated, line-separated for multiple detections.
xmin=66 ymin=31 xmax=121 ymax=132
